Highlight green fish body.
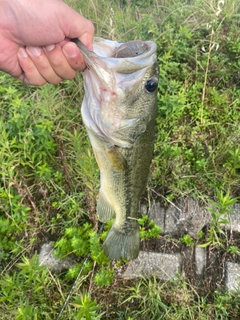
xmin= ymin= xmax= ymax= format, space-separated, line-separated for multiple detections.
xmin=74 ymin=38 xmax=159 ymax=260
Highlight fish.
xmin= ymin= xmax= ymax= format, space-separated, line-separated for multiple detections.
xmin=72 ymin=37 xmax=159 ymax=260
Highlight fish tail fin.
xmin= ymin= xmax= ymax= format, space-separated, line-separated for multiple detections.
xmin=103 ymin=224 xmax=139 ymax=260
xmin=97 ymin=193 xmax=115 ymax=222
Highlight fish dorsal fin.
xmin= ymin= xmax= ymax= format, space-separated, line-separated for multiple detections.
xmin=97 ymin=193 xmax=115 ymax=222
xmin=106 ymin=146 xmax=128 ymax=171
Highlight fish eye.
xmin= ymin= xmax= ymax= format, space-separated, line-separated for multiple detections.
xmin=145 ymin=78 xmax=158 ymax=93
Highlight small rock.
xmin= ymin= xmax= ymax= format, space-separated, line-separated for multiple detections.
xmin=38 ymin=243 xmax=74 ymax=273
xmin=163 ymin=205 xmax=180 ymax=235
xmin=221 ymin=204 xmax=240 ymax=233
xmin=225 ymin=261 xmax=240 ymax=291
xmin=195 ymin=247 xmax=207 ymax=275
xmin=122 ymin=251 xmax=181 ymax=281
xmin=148 ymin=202 xmax=165 ymax=229
xmin=140 ymin=204 xmax=148 ymax=215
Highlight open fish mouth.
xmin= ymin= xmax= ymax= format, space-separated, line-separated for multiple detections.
xmin=71 ymin=37 xmax=157 ymax=73
xmin=72 ymin=38 xmax=150 ymax=58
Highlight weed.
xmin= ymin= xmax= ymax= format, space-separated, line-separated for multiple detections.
xmin=120 ymin=277 xmax=171 ymax=319
xmin=181 ymin=234 xmax=195 ymax=246
xmin=199 ymin=189 xmax=238 ymax=247
xmin=227 ymin=245 xmax=240 ymax=256
xmin=138 ymin=215 xmax=161 ymax=240
xmin=72 ymin=291 xmax=104 ymax=320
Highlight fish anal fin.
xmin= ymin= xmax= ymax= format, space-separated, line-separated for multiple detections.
xmin=103 ymin=226 xmax=139 ymax=260
xmin=97 ymin=193 xmax=115 ymax=223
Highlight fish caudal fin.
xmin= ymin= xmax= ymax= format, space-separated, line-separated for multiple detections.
xmin=97 ymin=193 xmax=115 ymax=223
xmin=103 ymin=226 xmax=139 ymax=260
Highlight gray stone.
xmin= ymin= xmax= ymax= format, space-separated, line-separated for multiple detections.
xmin=148 ymin=198 xmax=211 ymax=237
xmin=140 ymin=204 xmax=148 ymax=215
xmin=122 ymin=251 xmax=181 ymax=281
xmin=38 ymin=242 xmax=74 ymax=273
xmin=221 ymin=204 xmax=240 ymax=233
xmin=148 ymin=202 xmax=165 ymax=230
xmin=195 ymin=247 xmax=207 ymax=275
xmin=225 ymin=261 xmax=240 ymax=291
xmin=164 ymin=203 xmax=181 ymax=235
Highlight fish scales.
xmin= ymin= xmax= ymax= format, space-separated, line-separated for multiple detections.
xmin=72 ymin=37 xmax=159 ymax=260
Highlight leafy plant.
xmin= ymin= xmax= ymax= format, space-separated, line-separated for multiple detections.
xmin=199 ymin=189 xmax=238 ymax=247
xmin=72 ymin=291 xmax=104 ymax=320
xmin=180 ymin=234 xmax=195 ymax=246
xmin=227 ymin=245 xmax=240 ymax=255
xmin=94 ymin=265 xmax=114 ymax=286
xmin=138 ymin=215 xmax=161 ymax=240
xmin=0 ymin=255 xmax=60 ymax=318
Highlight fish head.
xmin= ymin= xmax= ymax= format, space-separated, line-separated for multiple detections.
xmin=80 ymin=38 xmax=159 ymax=148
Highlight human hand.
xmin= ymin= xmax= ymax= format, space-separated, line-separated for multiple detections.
xmin=0 ymin=0 xmax=94 ymax=85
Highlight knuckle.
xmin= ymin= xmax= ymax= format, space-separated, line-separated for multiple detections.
xmin=64 ymin=71 xmax=76 ymax=80
xmin=87 ymin=20 xmax=95 ymax=35
xmin=24 ymin=62 xmax=38 ymax=74
xmin=49 ymin=77 xmax=62 ymax=85
xmin=55 ymin=64 xmax=76 ymax=80
xmin=49 ymin=52 xmax=64 ymax=67
xmin=28 ymin=77 xmax=46 ymax=86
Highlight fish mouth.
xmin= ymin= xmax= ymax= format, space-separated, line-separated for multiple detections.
xmin=71 ymin=37 xmax=157 ymax=73
xmin=71 ymin=37 xmax=157 ymax=96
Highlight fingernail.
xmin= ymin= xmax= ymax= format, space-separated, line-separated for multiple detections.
xmin=45 ymin=44 xmax=55 ymax=51
xmin=63 ymin=43 xmax=78 ymax=58
xmin=28 ymin=46 xmax=41 ymax=57
xmin=18 ymin=47 xmax=28 ymax=58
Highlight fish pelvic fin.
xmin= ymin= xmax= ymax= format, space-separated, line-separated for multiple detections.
xmin=97 ymin=193 xmax=115 ymax=223
xmin=103 ymin=225 xmax=139 ymax=260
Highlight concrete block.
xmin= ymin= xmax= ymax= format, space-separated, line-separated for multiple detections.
xmin=221 ymin=204 xmax=240 ymax=233
xmin=122 ymin=251 xmax=181 ymax=281
xmin=148 ymin=198 xmax=211 ymax=237
xmin=225 ymin=261 xmax=240 ymax=291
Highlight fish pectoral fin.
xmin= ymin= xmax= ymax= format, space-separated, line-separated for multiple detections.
xmin=97 ymin=193 xmax=115 ymax=222
xmin=106 ymin=147 xmax=128 ymax=172
xmin=114 ymin=119 xmax=147 ymax=145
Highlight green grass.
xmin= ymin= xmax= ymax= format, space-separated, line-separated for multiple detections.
xmin=100 ymin=276 xmax=240 ymax=319
xmin=1 ymin=0 xmax=240 ymax=319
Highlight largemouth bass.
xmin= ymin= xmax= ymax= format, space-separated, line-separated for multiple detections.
xmin=72 ymin=37 xmax=159 ymax=260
